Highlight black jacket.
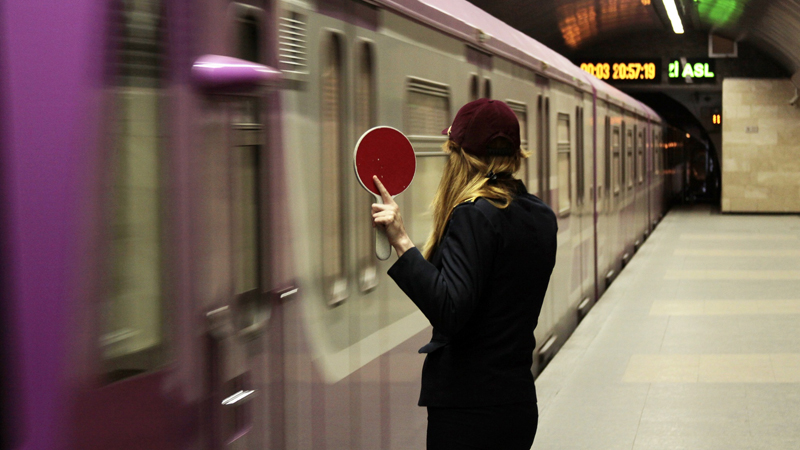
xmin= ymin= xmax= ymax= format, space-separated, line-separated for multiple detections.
xmin=388 ymin=182 xmax=557 ymax=407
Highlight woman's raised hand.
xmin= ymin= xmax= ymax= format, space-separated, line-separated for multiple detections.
xmin=372 ymin=175 xmax=415 ymax=257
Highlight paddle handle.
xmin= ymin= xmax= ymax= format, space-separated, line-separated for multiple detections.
xmin=374 ymin=194 xmax=392 ymax=261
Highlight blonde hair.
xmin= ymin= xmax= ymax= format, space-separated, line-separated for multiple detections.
xmin=422 ymin=140 xmax=530 ymax=260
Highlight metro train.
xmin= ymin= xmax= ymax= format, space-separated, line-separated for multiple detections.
xmin=1 ymin=0 xmax=680 ymax=448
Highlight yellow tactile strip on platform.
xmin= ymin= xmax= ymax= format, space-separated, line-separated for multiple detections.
xmin=679 ymin=233 xmax=798 ymax=240
xmin=623 ymin=354 xmax=800 ymax=383
xmin=664 ymin=270 xmax=800 ymax=280
xmin=674 ymin=249 xmax=800 ymax=257
xmin=649 ymin=299 xmax=800 ymax=316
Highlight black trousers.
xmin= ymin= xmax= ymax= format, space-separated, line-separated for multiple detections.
xmin=426 ymin=402 xmax=538 ymax=450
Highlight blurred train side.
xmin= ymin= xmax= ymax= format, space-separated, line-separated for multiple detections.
xmin=1 ymin=0 xmax=685 ymax=448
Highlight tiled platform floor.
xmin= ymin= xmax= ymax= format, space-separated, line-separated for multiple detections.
xmin=533 ymin=205 xmax=800 ymax=450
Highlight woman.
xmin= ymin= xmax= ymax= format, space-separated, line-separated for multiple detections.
xmin=372 ymin=98 xmax=558 ymax=449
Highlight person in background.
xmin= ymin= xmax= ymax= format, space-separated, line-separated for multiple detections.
xmin=371 ymin=98 xmax=558 ymax=450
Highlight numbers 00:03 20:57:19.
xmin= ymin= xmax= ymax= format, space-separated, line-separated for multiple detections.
xmin=579 ymin=62 xmax=658 ymax=81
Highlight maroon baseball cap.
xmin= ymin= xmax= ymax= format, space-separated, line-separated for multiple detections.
xmin=442 ymin=98 xmax=521 ymax=157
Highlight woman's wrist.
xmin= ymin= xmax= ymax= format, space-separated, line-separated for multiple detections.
xmin=394 ymin=236 xmax=415 ymax=257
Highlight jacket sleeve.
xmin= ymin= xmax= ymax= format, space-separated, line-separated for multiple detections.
xmin=388 ymin=203 xmax=498 ymax=337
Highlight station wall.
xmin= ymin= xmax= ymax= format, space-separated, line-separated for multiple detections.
xmin=721 ymin=78 xmax=800 ymax=213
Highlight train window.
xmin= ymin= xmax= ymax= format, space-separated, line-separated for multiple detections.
xmin=405 ymin=78 xmax=450 ymax=249
xmin=506 ymin=100 xmax=528 ymax=178
xmin=483 ymin=78 xmax=491 ymax=99
xmin=612 ymin=126 xmax=621 ymax=195
xmin=632 ymin=127 xmax=638 ymax=184
xmin=637 ymin=130 xmax=644 ymax=184
xmin=321 ymin=34 xmax=348 ymax=305
xmin=101 ymin=0 xmax=167 ymax=383
xmin=536 ymin=96 xmax=550 ymax=202
xmin=355 ymin=42 xmax=377 ymax=292
xmin=232 ymin=5 xmax=265 ymax=330
xmin=238 ymin=13 xmax=260 ymax=63
xmin=556 ymin=113 xmax=571 ymax=215
xmin=620 ymin=123 xmax=626 ymax=190
xmin=626 ymin=128 xmax=633 ymax=189
xmin=604 ymin=116 xmax=611 ymax=199
xmin=406 ymin=78 xmax=450 ymax=137
xmin=408 ymin=156 xmax=447 ymax=246
xmin=654 ymin=131 xmax=660 ymax=175
xmin=470 ymin=74 xmax=480 ymax=101
xmin=576 ymin=106 xmax=584 ymax=206
xmin=233 ymin=144 xmax=260 ymax=300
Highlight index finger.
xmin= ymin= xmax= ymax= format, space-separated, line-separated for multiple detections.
xmin=372 ymin=176 xmax=393 ymax=203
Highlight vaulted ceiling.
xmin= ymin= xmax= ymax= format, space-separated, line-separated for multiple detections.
xmin=466 ymin=0 xmax=800 ymax=75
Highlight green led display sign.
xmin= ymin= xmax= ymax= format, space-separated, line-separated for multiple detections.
xmin=668 ymin=59 xmax=716 ymax=84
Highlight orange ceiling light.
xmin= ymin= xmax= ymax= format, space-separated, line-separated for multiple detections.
xmin=557 ymin=0 xmax=599 ymax=48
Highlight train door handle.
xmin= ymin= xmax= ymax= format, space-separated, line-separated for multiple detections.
xmin=221 ymin=389 xmax=256 ymax=407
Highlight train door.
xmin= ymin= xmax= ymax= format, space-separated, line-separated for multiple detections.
xmin=621 ymin=119 xmax=633 ymax=263
xmin=71 ymin=2 xmax=279 ymax=448
xmin=636 ymin=126 xmax=645 ymax=244
xmin=203 ymin=97 xmax=271 ymax=450
xmin=70 ymin=1 xmax=197 ymax=447
xmin=575 ymin=99 xmax=590 ymax=313
xmin=611 ymin=117 xmax=623 ymax=272
xmin=201 ymin=5 xmax=280 ymax=448
xmin=601 ymin=114 xmax=612 ymax=285
xmin=577 ymin=97 xmax=595 ymax=310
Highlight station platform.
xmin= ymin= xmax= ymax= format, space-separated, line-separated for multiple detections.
xmin=533 ymin=205 xmax=800 ymax=449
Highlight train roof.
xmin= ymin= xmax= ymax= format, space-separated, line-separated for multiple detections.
xmin=375 ymin=0 xmax=661 ymax=121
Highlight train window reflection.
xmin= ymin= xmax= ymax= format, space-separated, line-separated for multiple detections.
xmin=321 ymin=34 xmax=348 ymax=305
xmin=556 ymin=113 xmax=571 ymax=216
xmin=101 ymin=0 xmax=167 ymax=383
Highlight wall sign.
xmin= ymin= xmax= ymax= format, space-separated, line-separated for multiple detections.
xmin=668 ymin=59 xmax=716 ymax=83
xmin=578 ymin=60 xmax=661 ymax=84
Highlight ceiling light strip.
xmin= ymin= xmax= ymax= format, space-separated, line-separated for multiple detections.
xmin=662 ymin=0 xmax=685 ymax=34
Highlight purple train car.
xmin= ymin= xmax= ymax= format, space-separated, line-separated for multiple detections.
xmin=1 ymin=0 xmax=674 ymax=449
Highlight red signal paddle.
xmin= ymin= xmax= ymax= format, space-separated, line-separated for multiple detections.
xmin=353 ymin=126 xmax=417 ymax=260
